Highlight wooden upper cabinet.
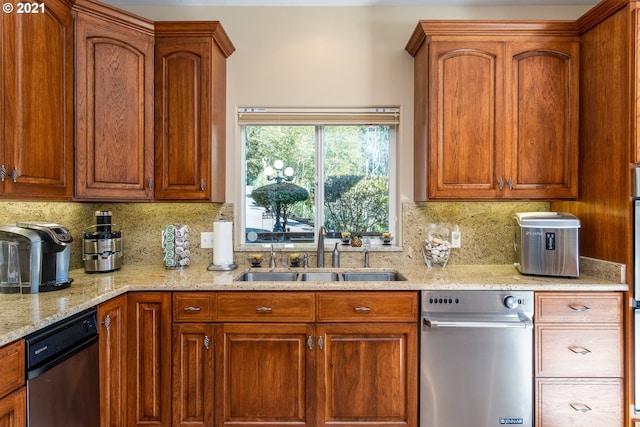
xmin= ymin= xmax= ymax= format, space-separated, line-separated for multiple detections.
xmin=504 ymin=41 xmax=579 ymax=199
xmin=406 ymin=21 xmax=579 ymax=200
xmin=73 ymin=0 xmax=155 ymax=201
xmin=2 ymin=0 xmax=73 ymax=199
xmin=154 ymin=22 xmax=235 ymax=201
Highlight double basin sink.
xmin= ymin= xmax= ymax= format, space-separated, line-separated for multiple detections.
xmin=235 ymin=270 xmax=406 ymax=282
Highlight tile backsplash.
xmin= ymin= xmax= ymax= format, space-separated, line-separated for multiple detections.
xmin=0 ymin=201 xmax=548 ymax=270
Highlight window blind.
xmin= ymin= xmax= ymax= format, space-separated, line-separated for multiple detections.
xmin=237 ymin=107 xmax=400 ymax=125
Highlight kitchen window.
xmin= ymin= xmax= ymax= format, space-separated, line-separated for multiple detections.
xmin=239 ymin=107 xmax=399 ymax=245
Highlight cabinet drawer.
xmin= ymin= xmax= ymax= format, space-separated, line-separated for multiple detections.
xmin=535 ymin=292 xmax=622 ymax=323
xmin=317 ymin=291 xmax=418 ymax=322
xmin=535 ymin=324 xmax=622 ymax=377
xmin=0 ymin=340 xmax=24 ymax=399
xmin=216 ymin=292 xmax=315 ymax=322
xmin=535 ymin=378 xmax=622 ymax=427
xmin=173 ymin=292 xmax=216 ymax=322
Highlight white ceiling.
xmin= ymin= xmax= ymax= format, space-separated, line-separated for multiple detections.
xmin=105 ymin=0 xmax=598 ymax=7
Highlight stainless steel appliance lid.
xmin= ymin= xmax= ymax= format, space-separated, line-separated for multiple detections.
xmin=16 ymin=222 xmax=73 ymax=245
xmin=515 ymin=212 xmax=580 ymax=228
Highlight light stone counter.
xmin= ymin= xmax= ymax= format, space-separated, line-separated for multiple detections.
xmin=0 ymin=263 xmax=627 ymax=347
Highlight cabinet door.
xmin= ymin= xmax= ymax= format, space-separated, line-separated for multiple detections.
xmin=427 ymin=41 xmax=504 ymax=199
xmin=128 ymin=292 xmax=171 ymax=427
xmin=74 ymin=11 xmax=154 ymax=200
xmin=0 ymin=387 xmax=26 ymax=427
xmin=98 ymin=295 xmax=128 ymax=427
xmin=172 ymin=323 xmax=214 ymax=427
xmin=2 ymin=0 xmax=73 ymax=199
xmin=505 ymin=41 xmax=579 ymax=198
xmin=504 ymin=41 xmax=579 ymax=199
xmin=216 ymin=323 xmax=315 ymax=427
xmin=155 ymin=36 xmax=213 ymax=201
xmin=316 ymin=323 xmax=417 ymax=427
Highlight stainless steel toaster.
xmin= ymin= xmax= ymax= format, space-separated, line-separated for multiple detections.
xmin=514 ymin=212 xmax=580 ymax=278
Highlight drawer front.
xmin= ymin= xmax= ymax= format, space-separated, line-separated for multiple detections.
xmin=317 ymin=291 xmax=418 ymax=322
xmin=173 ymin=292 xmax=216 ymax=322
xmin=535 ymin=292 xmax=622 ymax=323
xmin=535 ymin=324 xmax=622 ymax=377
xmin=216 ymin=292 xmax=315 ymax=322
xmin=536 ymin=379 xmax=622 ymax=427
xmin=0 ymin=340 xmax=24 ymax=399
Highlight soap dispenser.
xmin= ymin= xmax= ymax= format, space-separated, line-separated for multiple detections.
xmin=332 ymin=242 xmax=340 ymax=267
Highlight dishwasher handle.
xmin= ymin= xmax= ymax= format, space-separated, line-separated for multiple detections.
xmin=423 ymin=315 xmax=533 ymax=329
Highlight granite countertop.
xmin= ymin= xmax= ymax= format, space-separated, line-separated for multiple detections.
xmin=0 ymin=263 xmax=627 ymax=347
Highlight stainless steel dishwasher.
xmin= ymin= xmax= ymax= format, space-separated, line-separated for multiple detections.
xmin=24 ymin=308 xmax=99 ymax=427
xmin=421 ymin=290 xmax=534 ymax=427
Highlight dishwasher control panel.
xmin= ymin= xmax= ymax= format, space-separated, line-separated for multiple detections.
xmin=421 ymin=290 xmax=534 ymax=316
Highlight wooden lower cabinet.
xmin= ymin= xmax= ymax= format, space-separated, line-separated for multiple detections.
xmin=98 ymin=295 xmax=128 ymax=427
xmin=128 ymin=292 xmax=172 ymax=427
xmin=317 ymin=323 xmax=417 ymax=427
xmin=534 ymin=292 xmax=623 ymax=427
xmin=0 ymin=340 xmax=26 ymax=427
xmin=172 ymin=323 xmax=215 ymax=427
xmin=216 ymin=323 xmax=316 ymax=427
xmin=0 ymin=388 xmax=26 ymax=427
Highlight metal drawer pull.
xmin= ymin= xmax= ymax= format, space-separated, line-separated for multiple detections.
xmin=569 ymin=345 xmax=591 ymax=355
xmin=569 ymin=402 xmax=592 ymax=413
xmin=318 ymin=336 xmax=324 ymax=350
xmin=354 ymin=307 xmax=371 ymax=312
xmin=568 ymin=304 xmax=591 ymax=312
xmin=256 ymin=307 xmax=273 ymax=312
xmin=183 ymin=306 xmax=202 ymax=312
xmin=307 ymin=336 xmax=313 ymax=350
xmin=204 ymin=336 xmax=211 ymax=350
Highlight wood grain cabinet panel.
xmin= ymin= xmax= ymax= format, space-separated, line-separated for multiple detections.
xmin=317 ymin=291 xmax=418 ymax=322
xmin=127 ymin=292 xmax=172 ymax=427
xmin=316 ymin=323 xmax=417 ymax=427
xmin=0 ymin=387 xmax=26 ymax=427
xmin=216 ymin=291 xmax=315 ymax=323
xmin=173 ymin=292 xmax=216 ymax=323
xmin=73 ymin=1 xmax=155 ymax=201
xmin=172 ymin=323 xmax=214 ymax=427
xmin=98 ymin=295 xmax=128 ymax=427
xmin=406 ymin=22 xmax=578 ymax=200
xmin=0 ymin=341 xmax=24 ymax=400
xmin=154 ymin=22 xmax=235 ymax=201
xmin=2 ymin=0 xmax=73 ymax=199
xmin=216 ymin=323 xmax=315 ymax=427
xmin=534 ymin=292 xmax=623 ymax=427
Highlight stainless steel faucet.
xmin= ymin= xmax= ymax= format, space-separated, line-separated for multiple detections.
xmin=317 ymin=226 xmax=326 ymax=267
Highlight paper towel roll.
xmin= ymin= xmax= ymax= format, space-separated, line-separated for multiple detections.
xmin=213 ymin=221 xmax=234 ymax=266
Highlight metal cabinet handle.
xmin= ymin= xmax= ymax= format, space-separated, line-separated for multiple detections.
xmin=568 ymin=304 xmax=591 ymax=312
xmin=317 ymin=336 xmax=324 ymax=350
xmin=569 ymin=402 xmax=592 ymax=413
xmin=183 ymin=306 xmax=202 ymax=312
xmin=569 ymin=345 xmax=591 ymax=355
xmin=102 ymin=314 xmax=111 ymax=331
xmin=200 ymin=179 xmax=206 ymax=190
xmin=498 ymin=178 xmax=504 ymax=190
xmin=10 ymin=167 xmax=18 ymax=183
xmin=354 ymin=307 xmax=371 ymax=312
xmin=204 ymin=335 xmax=211 ymax=350
xmin=307 ymin=336 xmax=313 ymax=350
xmin=256 ymin=307 xmax=273 ymax=312
xmin=148 ymin=178 xmax=153 ymax=190
xmin=507 ymin=178 xmax=513 ymax=190
xmin=0 ymin=165 xmax=6 ymax=182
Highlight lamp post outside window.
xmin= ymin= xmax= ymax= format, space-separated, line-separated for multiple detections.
xmin=264 ymin=160 xmax=294 ymax=232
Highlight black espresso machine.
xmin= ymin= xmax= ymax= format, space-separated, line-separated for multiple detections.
xmin=0 ymin=222 xmax=73 ymax=293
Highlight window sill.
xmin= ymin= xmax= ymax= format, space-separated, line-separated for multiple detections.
xmin=235 ymin=243 xmax=402 ymax=253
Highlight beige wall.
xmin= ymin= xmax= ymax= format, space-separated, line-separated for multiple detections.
xmin=121 ymin=4 xmax=591 ymax=204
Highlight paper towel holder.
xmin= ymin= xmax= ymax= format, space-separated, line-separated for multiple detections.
xmin=207 ymin=261 xmax=238 ymax=271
